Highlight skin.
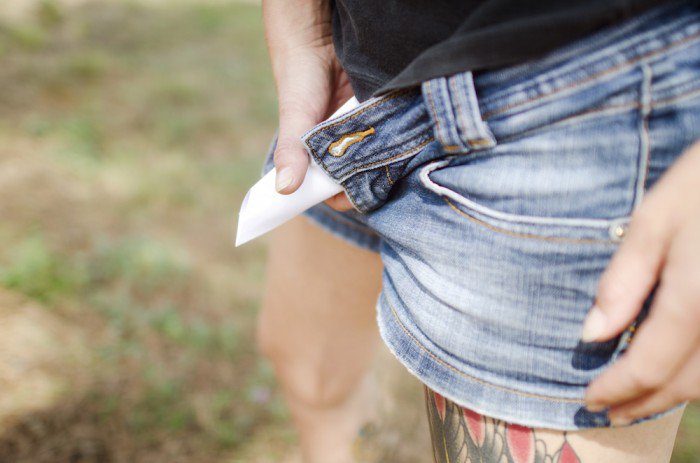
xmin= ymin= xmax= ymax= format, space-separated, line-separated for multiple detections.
xmin=257 ymin=216 xmax=383 ymax=463
xmin=425 ymin=388 xmax=683 ymax=463
xmin=262 ymin=0 xmax=353 ymax=211
xmin=582 ymin=139 xmax=700 ymax=424
xmin=261 ymin=0 xmax=700 ymax=458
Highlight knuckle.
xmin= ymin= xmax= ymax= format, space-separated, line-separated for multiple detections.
xmin=274 ymin=139 xmax=302 ymax=159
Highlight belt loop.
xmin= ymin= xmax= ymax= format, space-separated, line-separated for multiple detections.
xmin=421 ymin=71 xmax=496 ymax=154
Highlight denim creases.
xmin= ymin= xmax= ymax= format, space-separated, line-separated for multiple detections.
xmin=262 ymin=0 xmax=700 ymax=430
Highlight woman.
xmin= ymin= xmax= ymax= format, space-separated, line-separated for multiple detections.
xmin=257 ymin=1 xmax=700 ymax=461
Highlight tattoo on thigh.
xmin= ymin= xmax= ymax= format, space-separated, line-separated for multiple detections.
xmin=425 ymin=387 xmax=581 ymax=463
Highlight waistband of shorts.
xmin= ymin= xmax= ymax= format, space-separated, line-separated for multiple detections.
xmin=301 ymin=88 xmax=434 ymax=212
xmin=472 ymin=1 xmax=700 ymax=119
xmin=300 ymin=0 xmax=700 ymax=213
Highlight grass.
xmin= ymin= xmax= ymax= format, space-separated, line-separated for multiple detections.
xmin=0 ymin=1 xmax=697 ymax=462
xmin=0 ymin=1 xmax=281 ymax=461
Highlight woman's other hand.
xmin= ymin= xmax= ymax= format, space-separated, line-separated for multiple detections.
xmin=582 ymin=139 xmax=700 ymax=424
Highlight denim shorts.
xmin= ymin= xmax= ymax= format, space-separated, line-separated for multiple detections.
xmin=262 ymin=1 xmax=700 ymax=430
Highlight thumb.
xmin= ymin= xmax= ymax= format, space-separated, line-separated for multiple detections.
xmin=273 ymin=98 xmax=320 ymax=194
xmin=581 ymin=208 xmax=671 ymax=342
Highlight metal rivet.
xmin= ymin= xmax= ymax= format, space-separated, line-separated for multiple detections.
xmin=611 ymin=224 xmax=627 ymax=240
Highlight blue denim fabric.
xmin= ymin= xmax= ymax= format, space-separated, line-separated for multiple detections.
xmin=262 ymin=1 xmax=700 ymax=430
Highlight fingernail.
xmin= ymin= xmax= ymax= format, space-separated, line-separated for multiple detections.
xmin=275 ymin=168 xmax=294 ymax=192
xmin=610 ymin=415 xmax=632 ymax=427
xmin=581 ymin=305 xmax=607 ymax=342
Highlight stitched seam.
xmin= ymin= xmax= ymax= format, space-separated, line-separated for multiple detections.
xmin=494 ymin=102 xmax=641 ymax=145
xmin=481 ymin=30 xmax=700 ymax=120
xmin=469 ymin=139 xmax=493 ymax=146
xmin=317 ymin=89 xmax=413 ymax=132
xmin=449 ymin=76 xmax=472 ymax=152
xmin=444 ymin=198 xmax=617 ymax=245
xmin=636 ymin=64 xmax=653 ymax=207
xmin=384 ymin=165 xmax=394 ymax=185
xmin=653 ymin=86 xmax=700 ymax=107
xmin=420 ymin=160 xmax=616 ymax=228
xmin=342 ymin=138 xmax=434 ymax=177
xmin=338 ymin=138 xmax=432 ymax=210
xmin=386 ymin=299 xmax=585 ymax=404
xmin=303 ymin=91 xmax=416 ymax=173
xmin=425 ymin=82 xmax=447 ymax=147
xmin=442 ymin=77 xmax=465 ymax=151
xmin=343 ymin=186 xmax=364 ymax=211
xmin=460 ymin=73 xmax=496 ymax=147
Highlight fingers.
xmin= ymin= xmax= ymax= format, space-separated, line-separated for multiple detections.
xmin=582 ymin=143 xmax=700 ymax=417
xmin=606 ymin=347 xmax=700 ymax=424
xmin=586 ymin=280 xmax=700 ymax=409
xmin=581 ymin=207 xmax=671 ymax=343
xmin=272 ymin=63 xmax=352 ymax=195
xmin=274 ymin=100 xmax=318 ymax=194
xmin=324 ymin=192 xmax=354 ymax=211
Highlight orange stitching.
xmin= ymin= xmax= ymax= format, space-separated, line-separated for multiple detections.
xmin=303 ymin=91 xmax=422 ymax=173
xmin=491 ymin=101 xmax=641 ymax=146
xmin=384 ymin=165 xmax=394 ymax=185
xmin=344 ymin=138 xmax=434 ymax=176
xmin=320 ymin=89 xmax=413 ymax=132
xmin=640 ymin=66 xmax=653 ymax=195
xmin=386 ymin=300 xmax=585 ymax=404
xmin=328 ymin=127 xmax=375 ymax=157
xmin=481 ymin=30 xmax=700 ymax=120
xmin=425 ymin=83 xmax=445 ymax=145
xmin=641 ymin=113 xmax=652 ymax=191
xmin=443 ymin=198 xmax=617 ymax=245
xmin=448 ymin=76 xmax=468 ymax=152
xmin=654 ymin=85 xmax=700 ymax=107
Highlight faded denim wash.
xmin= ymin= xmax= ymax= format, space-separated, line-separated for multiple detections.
xmin=262 ymin=0 xmax=700 ymax=430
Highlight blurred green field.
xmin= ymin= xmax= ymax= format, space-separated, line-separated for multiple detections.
xmin=0 ymin=1 xmax=696 ymax=462
xmin=0 ymin=1 xmax=287 ymax=461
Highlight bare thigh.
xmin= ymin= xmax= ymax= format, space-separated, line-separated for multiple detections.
xmin=257 ymin=215 xmax=383 ymax=405
xmin=425 ymin=387 xmax=683 ymax=463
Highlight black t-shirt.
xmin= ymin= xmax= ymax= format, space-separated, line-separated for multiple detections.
xmin=332 ymin=0 xmax=674 ymax=101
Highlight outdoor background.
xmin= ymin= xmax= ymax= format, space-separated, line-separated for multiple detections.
xmin=0 ymin=1 xmax=696 ymax=462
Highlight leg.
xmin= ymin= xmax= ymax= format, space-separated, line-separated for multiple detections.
xmin=257 ymin=216 xmax=383 ymax=463
xmin=424 ymin=386 xmax=683 ymax=463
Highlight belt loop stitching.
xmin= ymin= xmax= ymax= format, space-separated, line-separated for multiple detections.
xmin=633 ymin=63 xmax=653 ymax=209
xmin=423 ymin=80 xmax=459 ymax=153
xmin=449 ymin=74 xmax=474 ymax=150
xmin=460 ymin=71 xmax=497 ymax=148
xmin=436 ymin=78 xmax=468 ymax=152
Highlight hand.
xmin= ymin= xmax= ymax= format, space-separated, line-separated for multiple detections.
xmin=582 ymin=139 xmax=700 ymax=425
xmin=263 ymin=0 xmax=354 ymax=211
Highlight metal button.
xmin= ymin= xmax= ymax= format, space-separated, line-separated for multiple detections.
xmin=609 ymin=223 xmax=628 ymax=240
